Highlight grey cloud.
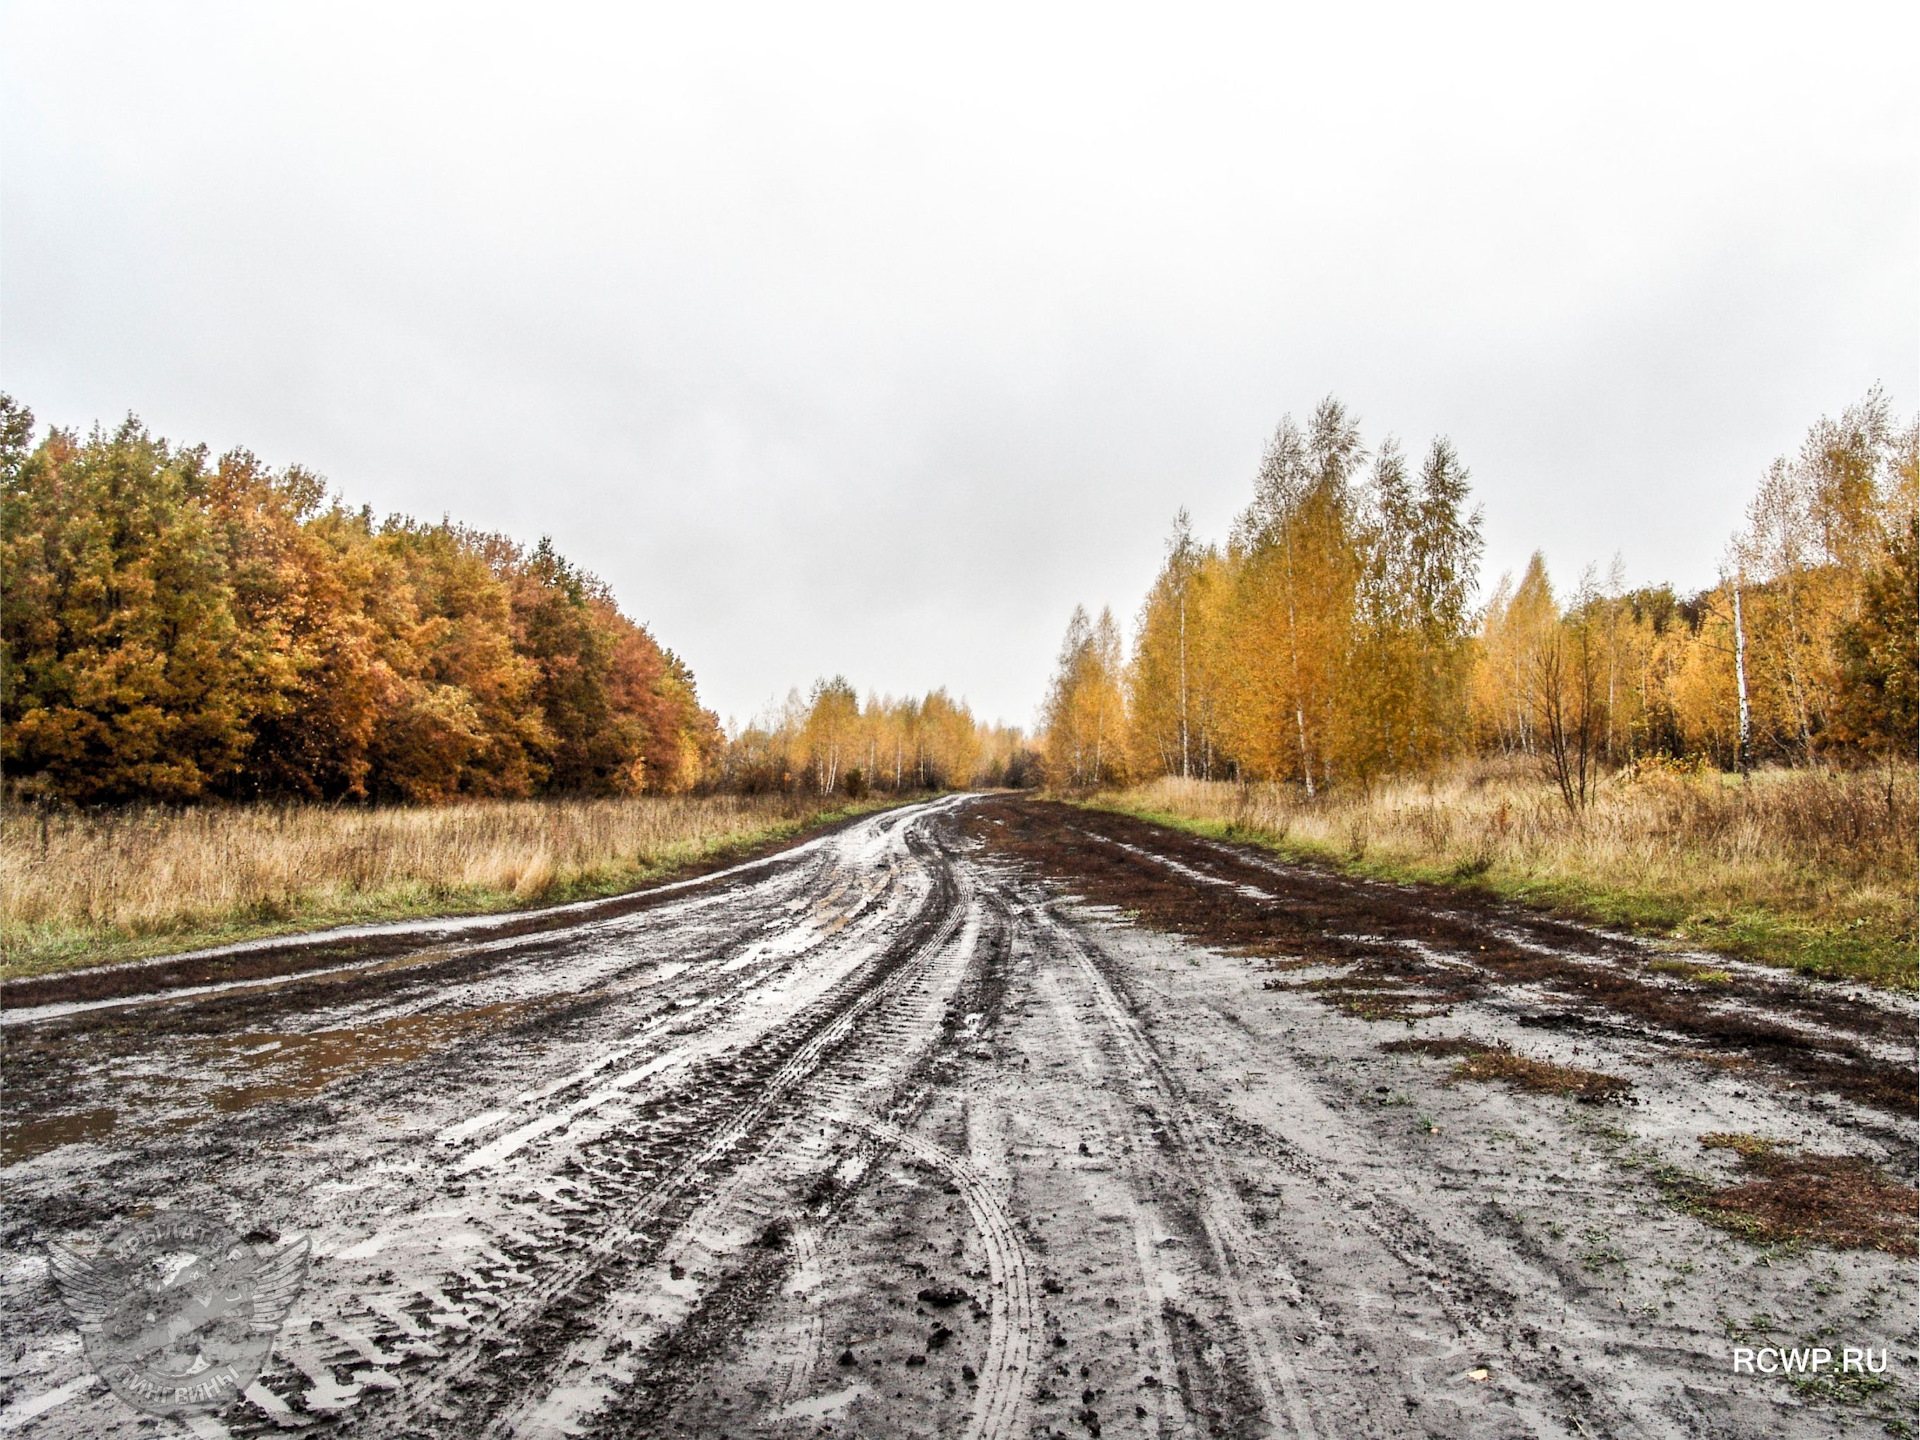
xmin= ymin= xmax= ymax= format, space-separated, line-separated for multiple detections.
xmin=3 ymin=0 xmax=1912 ymax=726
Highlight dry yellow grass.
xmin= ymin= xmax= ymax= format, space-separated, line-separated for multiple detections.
xmin=1094 ymin=758 xmax=1918 ymax=989
xmin=1 ymin=792 xmax=877 ymax=979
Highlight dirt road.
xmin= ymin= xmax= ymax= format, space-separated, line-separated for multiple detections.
xmin=3 ymin=796 xmax=1914 ymax=1438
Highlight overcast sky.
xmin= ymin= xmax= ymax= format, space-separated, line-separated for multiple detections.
xmin=4 ymin=2 xmax=1913 ymax=728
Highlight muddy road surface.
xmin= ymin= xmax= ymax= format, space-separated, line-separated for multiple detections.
xmin=3 ymin=796 xmax=1915 ymax=1438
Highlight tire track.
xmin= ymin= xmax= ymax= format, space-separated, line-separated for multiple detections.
xmin=485 ymin=814 xmax=1000 ymax=1438
xmin=488 ymin=874 xmax=993 ymax=1436
xmin=838 ymin=1113 xmax=1038 ymax=1440
xmin=761 ymin=1215 xmax=828 ymax=1411
xmin=1030 ymin=963 xmax=1197 ymax=1439
xmin=1023 ymin=896 xmax=1323 ymax=1440
xmin=1026 ymin=826 xmax=1672 ymax=1436
xmin=366 ymin=816 xmax=973 ymax=1435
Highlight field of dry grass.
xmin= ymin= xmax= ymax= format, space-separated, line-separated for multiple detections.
xmin=1092 ymin=759 xmax=1918 ymax=989
xmin=0 ymin=792 xmax=885 ymax=979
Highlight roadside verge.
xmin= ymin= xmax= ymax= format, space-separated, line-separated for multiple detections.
xmin=1 ymin=795 xmax=922 ymax=994
xmin=1075 ymin=781 xmax=1916 ymax=992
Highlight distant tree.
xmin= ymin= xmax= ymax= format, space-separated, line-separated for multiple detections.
xmin=1128 ymin=524 xmax=1233 ymax=782
xmin=1128 ymin=511 xmax=1202 ymax=779
xmin=1535 ymin=572 xmax=1611 ymax=811
xmin=1472 ymin=554 xmax=1557 ymax=757
xmin=803 ymin=676 xmax=860 ymax=794
xmin=916 ymin=689 xmax=983 ymax=788
xmin=1039 ymin=605 xmax=1128 ymax=787
xmin=1218 ymin=400 xmax=1366 ymax=792
xmin=1347 ymin=435 xmax=1482 ymax=781
xmin=1828 ymin=414 xmax=1919 ymax=755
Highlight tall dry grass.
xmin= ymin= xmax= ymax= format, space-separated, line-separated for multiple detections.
xmin=1098 ymin=758 xmax=1918 ymax=987
xmin=1 ymin=792 xmax=865 ymax=977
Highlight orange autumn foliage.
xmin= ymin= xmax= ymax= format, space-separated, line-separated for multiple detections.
xmin=1 ymin=400 xmax=718 ymax=803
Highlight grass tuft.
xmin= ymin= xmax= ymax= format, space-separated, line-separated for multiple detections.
xmin=1382 ymin=1036 xmax=1633 ymax=1102
xmin=1647 ymin=959 xmax=1733 ymax=985
xmin=1669 ymin=1135 xmax=1917 ymax=1257
xmin=1699 ymin=1131 xmax=1780 ymax=1158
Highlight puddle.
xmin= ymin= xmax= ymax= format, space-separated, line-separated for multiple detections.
xmin=199 ymin=1003 xmax=529 ymax=1113
xmin=1 ymin=1106 xmax=117 ymax=1164
xmin=6 ymin=1004 xmax=532 ymax=1161
xmin=779 ymin=1383 xmax=868 ymax=1419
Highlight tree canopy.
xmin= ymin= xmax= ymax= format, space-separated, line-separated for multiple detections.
xmin=1 ymin=399 xmax=720 ymax=803
xmin=1042 ymin=390 xmax=1916 ymax=802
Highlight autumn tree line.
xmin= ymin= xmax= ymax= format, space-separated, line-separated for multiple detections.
xmin=7 ymin=391 xmax=1908 ymax=813
xmin=1043 ymin=391 xmax=1917 ymax=807
xmin=719 ymin=678 xmax=1034 ymax=797
xmin=0 ymin=398 xmax=1043 ymax=808
xmin=1 ymin=398 xmax=723 ymax=805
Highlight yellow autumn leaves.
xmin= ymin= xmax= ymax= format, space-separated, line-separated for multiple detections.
xmin=719 ymin=681 xmax=1032 ymax=796
xmin=1043 ymin=391 xmax=1916 ymax=806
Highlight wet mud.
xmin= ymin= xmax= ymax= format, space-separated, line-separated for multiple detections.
xmin=975 ymin=801 xmax=1917 ymax=1124
xmin=1 ymin=796 xmax=1913 ymax=1438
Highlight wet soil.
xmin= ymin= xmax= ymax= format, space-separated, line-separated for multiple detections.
xmin=1 ymin=797 xmax=1913 ymax=1438
xmin=977 ymin=801 xmax=1918 ymax=1124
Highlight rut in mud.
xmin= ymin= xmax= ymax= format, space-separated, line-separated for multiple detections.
xmin=2 ymin=795 xmax=1914 ymax=1439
